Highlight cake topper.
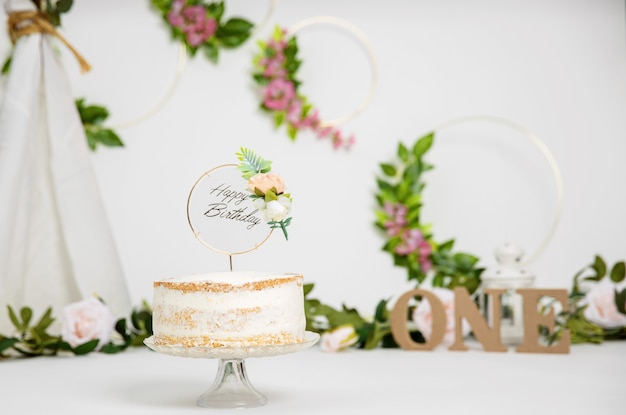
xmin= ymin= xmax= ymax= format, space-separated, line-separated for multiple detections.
xmin=186 ymin=147 xmax=292 ymax=269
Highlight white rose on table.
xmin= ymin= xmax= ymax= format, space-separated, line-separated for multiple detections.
xmin=581 ymin=279 xmax=626 ymax=329
xmin=412 ymin=287 xmax=470 ymax=346
xmin=320 ymin=324 xmax=358 ymax=352
xmin=61 ymin=297 xmax=115 ymax=350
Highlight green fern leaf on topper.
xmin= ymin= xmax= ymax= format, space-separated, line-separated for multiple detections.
xmin=236 ymin=147 xmax=272 ymax=179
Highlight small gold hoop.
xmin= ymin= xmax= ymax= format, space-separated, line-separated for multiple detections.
xmin=288 ymin=16 xmax=378 ymax=128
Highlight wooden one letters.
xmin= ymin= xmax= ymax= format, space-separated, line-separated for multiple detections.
xmin=390 ymin=287 xmax=570 ymax=354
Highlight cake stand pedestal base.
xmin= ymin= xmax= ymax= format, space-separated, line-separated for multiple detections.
xmin=197 ymin=358 xmax=267 ymax=408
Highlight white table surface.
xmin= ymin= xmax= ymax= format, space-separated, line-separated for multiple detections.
xmin=1 ymin=341 xmax=624 ymax=415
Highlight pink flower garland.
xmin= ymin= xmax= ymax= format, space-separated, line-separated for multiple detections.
xmin=254 ymin=27 xmax=355 ymax=150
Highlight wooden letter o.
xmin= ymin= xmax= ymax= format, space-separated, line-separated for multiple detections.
xmin=390 ymin=288 xmax=447 ymax=350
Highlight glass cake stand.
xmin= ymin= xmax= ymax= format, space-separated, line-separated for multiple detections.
xmin=144 ymin=331 xmax=319 ymax=408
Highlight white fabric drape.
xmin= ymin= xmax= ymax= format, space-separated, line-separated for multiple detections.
xmin=0 ymin=0 xmax=131 ymax=332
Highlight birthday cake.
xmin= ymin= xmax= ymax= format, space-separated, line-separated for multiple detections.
xmin=151 ymin=271 xmax=306 ymax=348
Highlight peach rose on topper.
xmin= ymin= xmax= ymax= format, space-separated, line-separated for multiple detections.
xmin=412 ymin=287 xmax=470 ymax=346
xmin=580 ymin=279 xmax=626 ymax=329
xmin=61 ymin=297 xmax=115 ymax=350
xmin=247 ymin=172 xmax=286 ymax=195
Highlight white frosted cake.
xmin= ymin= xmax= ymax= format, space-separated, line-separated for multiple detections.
xmin=152 ymin=271 xmax=306 ymax=348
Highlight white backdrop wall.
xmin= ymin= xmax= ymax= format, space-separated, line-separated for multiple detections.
xmin=1 ymin=0 xmax=624 ymax=313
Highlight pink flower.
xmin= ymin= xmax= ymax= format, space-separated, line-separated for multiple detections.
xmin=581 ymin=279 xmax=626 ymax=329
xmin=286 ymin=99 xmax=304 ymax=125
xmin=395 ymin=229 xmax=424 ymax=255
xmin=412 ymin=288 xmax=470 ymax=346
xmin=383 ymin=202 xmax=408 ymax=236
xmin=185 ymin=17 xmax=217 ymax=47
xmin=263 ymin=79 xmax=296 ymax=111
xmin=167 ymin=0 xmax=186 ymax=26
xmin=267 ymin=38 xmax=288 ymax=54
xmin=394 ymin=228 xmax=433 ymax=271
xmin=167 ymin=1 xmax=216 ymax=46
xmin=331 ymin=130 xmax=344 ymax=149
xmin=263 ymin=58 xmax=287 ymax=78
xmin=247 ymin=172 xmax=286 ymax=195
xmin=61 ymin=298 xmax=115 ymax=350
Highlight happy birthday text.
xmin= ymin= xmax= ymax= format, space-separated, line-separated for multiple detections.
xmin=202 ymin=182 xmax=262 ymax=230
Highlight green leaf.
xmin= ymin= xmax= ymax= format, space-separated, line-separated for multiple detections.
xmin=236 ymin=147 xmax=272 ymax=179
xmin=610 ymin=261 xmax=625 ymax=283
xmin=452 ymin=252 xmax=479 ymax=271
xmin=303 ymin=283 xmax=315 ymax=297
xmin=397 ymin=142 xmax=409 ymax=162
xmin=615 ymin=288 xmax=626 ymax=315
xmin=220 ymin=18 xmax=254 ymax=34
xmin=99 ymin=343 xmax=124 ymax=354
xmin=72 ymin=339 xmax=100 ymax=355
xmin=591 ymin=255 xmax=607 ymax=280
xmin=412 ymin=132 xmax=434 ymax=157
xmin=203 ymin=42 xmax=219 ymax=63
xmin=56 ymin=0 xmax=74 ymax=13
xmin=363 ymin=320 xmax=390 ymax=349
xmin=374 ymin=299 xmax=389 ymax=322
xmin=219 ymin=34 xmax=251 ymax=48
xmin=1 ymin=55 xmax=12 ymax=75
xmin=206 ymin=1 xmax=225 ymax=21
xmin=94 ymin=129 xmax=124 ymax=148
xmin=380 ymin=163 xmax=397 ymax=177
xmin=8 ymin=306 xmax=21 ymax=330
xmin=33 ymin=308 xmax=55 ymax=332
xmin=287 ymin=124 xmax=298 ymax=140
xmin=19 ymin=308 xmax=32 ymax=329
xmin=273 ymin=111 xmax=285 ymax=128
xmin=0 ymin=337 xmax=19 ymax=354
xmin=77 ymin=103 xmax=109 ymax=124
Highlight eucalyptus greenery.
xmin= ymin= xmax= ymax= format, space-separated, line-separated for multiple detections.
xmin=0 ymin=302 xmax=152 ymax=358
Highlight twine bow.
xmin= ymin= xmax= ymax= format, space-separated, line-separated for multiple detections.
xmin=7 ymin=10 xmax=91 ymax=73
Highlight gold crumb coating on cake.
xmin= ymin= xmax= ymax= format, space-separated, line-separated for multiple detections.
xmin=154 ymin=274 xmax=303 ymax=293
xmin=153 ymin=332 xmax=305 ymax=348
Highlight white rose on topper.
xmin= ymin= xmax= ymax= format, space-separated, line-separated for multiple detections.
xmin=61 ymin=297 xmax=115 ymax=350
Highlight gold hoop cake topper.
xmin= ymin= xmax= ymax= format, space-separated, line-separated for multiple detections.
xmin=252 ymin=17 xmax=378 ymax=150
xmin=186 ymin=148 xmax=292 ymax=268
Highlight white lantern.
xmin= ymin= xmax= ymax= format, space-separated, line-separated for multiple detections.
xmin=480 ymin=243 xmax=535 ymax=345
